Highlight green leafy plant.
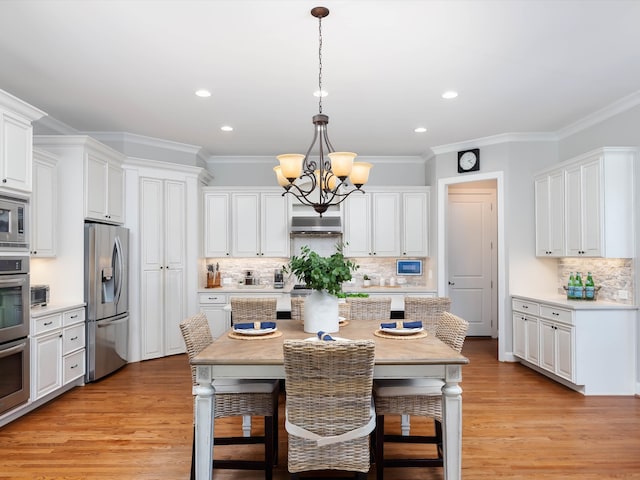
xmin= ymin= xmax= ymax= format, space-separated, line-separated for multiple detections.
xmin=284 ymin=244 xmax=359 ymax=296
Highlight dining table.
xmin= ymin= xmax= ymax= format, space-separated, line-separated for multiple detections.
xmin=191 ymin=318 xmax=469 ymax=480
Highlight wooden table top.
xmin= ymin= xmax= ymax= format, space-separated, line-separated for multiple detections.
xmin=192 ymin=319 xmax=469 ymax=366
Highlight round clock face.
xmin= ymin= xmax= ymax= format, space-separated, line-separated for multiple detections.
xmin=459 ymin=151 xmax=477 ymax=170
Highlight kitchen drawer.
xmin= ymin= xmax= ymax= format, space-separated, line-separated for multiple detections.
xmin=63 ymin=308 xmax=85 ymax=326
xmin=539 ymin=304 xmax=573 ymax=325
xmin=63 ymin=323 xmax=85 ymax=355
xmin=34 ymin=313 xmax=62 ymax=335
xmin=63 ymin=349 xmax=85 ymax=384
xmin=511 ymin=298 xmax=539 ymax=315
xmin=199 ymin=292 xmax=228 ymax=305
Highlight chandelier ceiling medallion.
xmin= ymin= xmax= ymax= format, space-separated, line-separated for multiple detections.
xmin=273 ymin=6 xmax=372 ymax=216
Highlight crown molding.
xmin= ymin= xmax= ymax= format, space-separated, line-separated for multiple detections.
xmin=556 ymin=90 xmax=640 ymax=139
xmin=84 ymin=131 xmax=205 ymax=156
xmin=431 ymin=132 xmax=557 ymax=155
xmin=33 ymin=115 xmax=77 ymax=135
xmin=0 ymin=88 xmax=46 ymax=121
xmin=206 ymin=155 xmax=427 ymax=165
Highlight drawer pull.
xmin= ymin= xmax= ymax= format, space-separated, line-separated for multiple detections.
xmin=552 ymin=312 xmax=559 ymax=316
xmin=70 ymin=364 xmax=79 ymax=369
xmin=44 ymin=321 xmax=53 ymax=326
xmin=70 ymin=336 xmax=78 ymax=341
xmin=70 ymin=314 xmax=78 ymax=319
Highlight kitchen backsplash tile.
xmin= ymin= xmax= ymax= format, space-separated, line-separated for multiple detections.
xmin=558 ymin=258 xmax=634 ymax=304
xmin=202 ymin=257 xmax=431 ymax=289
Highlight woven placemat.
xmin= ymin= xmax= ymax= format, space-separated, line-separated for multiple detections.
xmin=373 ymin=329 xmax=428 ymax=340
xmin=228 ymin=330 xmax=283 ymax=340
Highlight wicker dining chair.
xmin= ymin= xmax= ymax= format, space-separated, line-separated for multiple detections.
xmin=230 ymin=297 xmax=278 ymax=324
xmin=283 ymin=339 xmax=376 ymax=480
xmin=290 ymin=296 xmax=305 ymax=322
xmin=179 ymin=313 xmax=279 ymax=480
xmin=403 ymin=296 xmax=452 ymax=335
xmin=346 ymin=297 xmax=392 ymax=321
xmin=373 ymin=311 xmax=469 ymax=480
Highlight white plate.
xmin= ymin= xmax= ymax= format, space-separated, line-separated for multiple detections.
xmin=233 ymin=327 xmax=277 ymax=336
xmin=380 ymin=327 xmax=424 ymax=336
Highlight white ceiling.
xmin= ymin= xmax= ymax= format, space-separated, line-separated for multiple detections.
xmin=1 ymin=0 xmax=639 ymax=158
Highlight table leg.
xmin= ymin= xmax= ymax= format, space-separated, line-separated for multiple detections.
xmin=442 ymin=364 xmax=463 ymax=480
xmin=194 ymin=365 xmax=215 ymax=480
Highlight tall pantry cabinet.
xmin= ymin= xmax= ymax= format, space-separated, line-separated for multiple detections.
xmin=123 ymin=159 xmax=207 ymax=362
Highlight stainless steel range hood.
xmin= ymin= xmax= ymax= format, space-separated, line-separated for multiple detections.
xmin=290 ymin=216 xmax=342 ymax=235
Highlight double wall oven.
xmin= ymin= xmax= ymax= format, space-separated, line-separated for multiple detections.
xmin=0 ymin=255 xmax=30 ymax=415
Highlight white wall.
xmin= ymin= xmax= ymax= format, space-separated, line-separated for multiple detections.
xmin=207 ymin=155 xmax=427 ymax=186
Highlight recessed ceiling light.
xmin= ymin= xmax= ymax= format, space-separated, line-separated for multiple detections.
xmin=195 ymin=89 xmax=211 ymax=98
xmin=220 ymin=126 xmax=233 ymax=132
xmin=414 ymin=127 xmax=427 ymax=133
xmin=442 ymin=91 xmax=458 ymax=99
xmin=313 ymin=90 xmax=328 ymax=98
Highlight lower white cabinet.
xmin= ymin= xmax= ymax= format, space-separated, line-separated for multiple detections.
xmin=31 ymin=306 xmax=86 ymax=401
xmin=198 ymin=292 xmax=229 ymax=339
xmin=511 ymin=296 xmax=636 ymax=394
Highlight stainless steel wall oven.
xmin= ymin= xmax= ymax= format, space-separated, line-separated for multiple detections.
xmin=0 ymin=255 xmax=30 ymax=414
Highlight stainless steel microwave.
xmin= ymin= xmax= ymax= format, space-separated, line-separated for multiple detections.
xmin=0 ymin=195 xmax=28 ymax=249
xmin=31 ymin=284 xmax=50 ymax=308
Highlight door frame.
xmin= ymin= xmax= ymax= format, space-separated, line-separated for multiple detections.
xmin=438 ymin=171 xmax=508 ymax=361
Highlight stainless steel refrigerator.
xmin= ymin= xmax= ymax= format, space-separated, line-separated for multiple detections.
xmin=84 ymin=223 xmax=129 ymax=382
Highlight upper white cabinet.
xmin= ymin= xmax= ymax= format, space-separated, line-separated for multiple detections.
xmin=344 ymin=187 xmax=429 ymax=257
xmin=33 ymin=136 xmax=125 ymax=225
xmin=31 ymin=148 xmax=57 ymax=257
xmin=203 ymin=192 xmax=230 ymax=257
xmin=203 ymin=187 xmax=290 ymax=258
xmin=85 ymin=150 xmax=124 ymax=224
xmin=534 ymin=147 xmax=636 ymax=258
xmin=0 ymin=89 xmax=46 ymax=193
xmin=534 ymin=170 xmax=564 ymax=257
xmin=402 ymin=191 xmax=429 ymax=256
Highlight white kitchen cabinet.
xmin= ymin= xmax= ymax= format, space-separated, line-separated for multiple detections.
xmin=198 ymin=292 xmax=229 ymax=339
xmin=511 ymin=295 xmax=636 ymax=394
xmin=344 ymin=192 xmax=400 ymax=257
xmin=140 ymin=177 xmax=187 ymax=360
xmin=343 ymin=193 xmax=371 ymax=256
xmin=31 ymin=306 xmax=86 ymax=401
xmin=0 ymin=90 xmax=45 ymax=194
xmin=344 ymin=188 xmax=429 ymax=258
xmin=511 ymin=298 xmax=540 ymax=365
xmin=85 ymin=150 xmax=124 ymax=224
xmin=535 ymin=147 xmax=636 ymax=258
xmin=402 ymin=191 xmax=429 ymax=256
xmin=534 ymin=169 xmax=564 ymax=257
xmin=203 ymin=192 xmax=230 ymax=257
xmin=228 ymin=190 xmax=289 ymax=257
xmin=30 ymin=148 xmax=57 ymax=257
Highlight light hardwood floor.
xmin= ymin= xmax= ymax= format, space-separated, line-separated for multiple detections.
xmin=1 ymin=338 xmax=639 ymax=479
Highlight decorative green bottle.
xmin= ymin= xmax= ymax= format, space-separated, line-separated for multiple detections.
xmin=574 ymin=272 xmax=584 ymax=299
xmin=567 ymin=272 xmax=575 ymax=299
xmin=585 ymin=272 xmax=595 ymax=300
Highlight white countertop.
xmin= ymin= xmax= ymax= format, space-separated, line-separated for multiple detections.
xmin=198 ymin=285 xmax=435 ymax=294
xmin=31 ymin=302 xmax=86 ymax=318
xmin=511 ymin=293 xmax=637 ymax=310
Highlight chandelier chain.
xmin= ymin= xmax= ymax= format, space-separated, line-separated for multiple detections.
xmin=318 ymin=15 xmax=323 ymax=114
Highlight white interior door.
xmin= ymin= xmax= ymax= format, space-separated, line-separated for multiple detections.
xmin=447 ymin=188 xmax=496 ymax=336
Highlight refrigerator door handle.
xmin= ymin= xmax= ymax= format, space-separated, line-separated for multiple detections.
xmin=114 ymin=235 xmax=124 ymax=306
xmin=97 ymin=316 xmax=128 ymax=328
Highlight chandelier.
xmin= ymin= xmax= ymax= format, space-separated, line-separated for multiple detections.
xmin=273 ymin=6 xmax=372 ymax=216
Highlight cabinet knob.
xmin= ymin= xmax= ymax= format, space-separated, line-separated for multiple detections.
xmin=448 ymin=281 xmax=455 ymax=286
xmin=2 ymin=179 xmax=6 ymax=183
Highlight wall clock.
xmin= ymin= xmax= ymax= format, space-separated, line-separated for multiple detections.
xmin=457 ymin=148 xmax=480 ymax=173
